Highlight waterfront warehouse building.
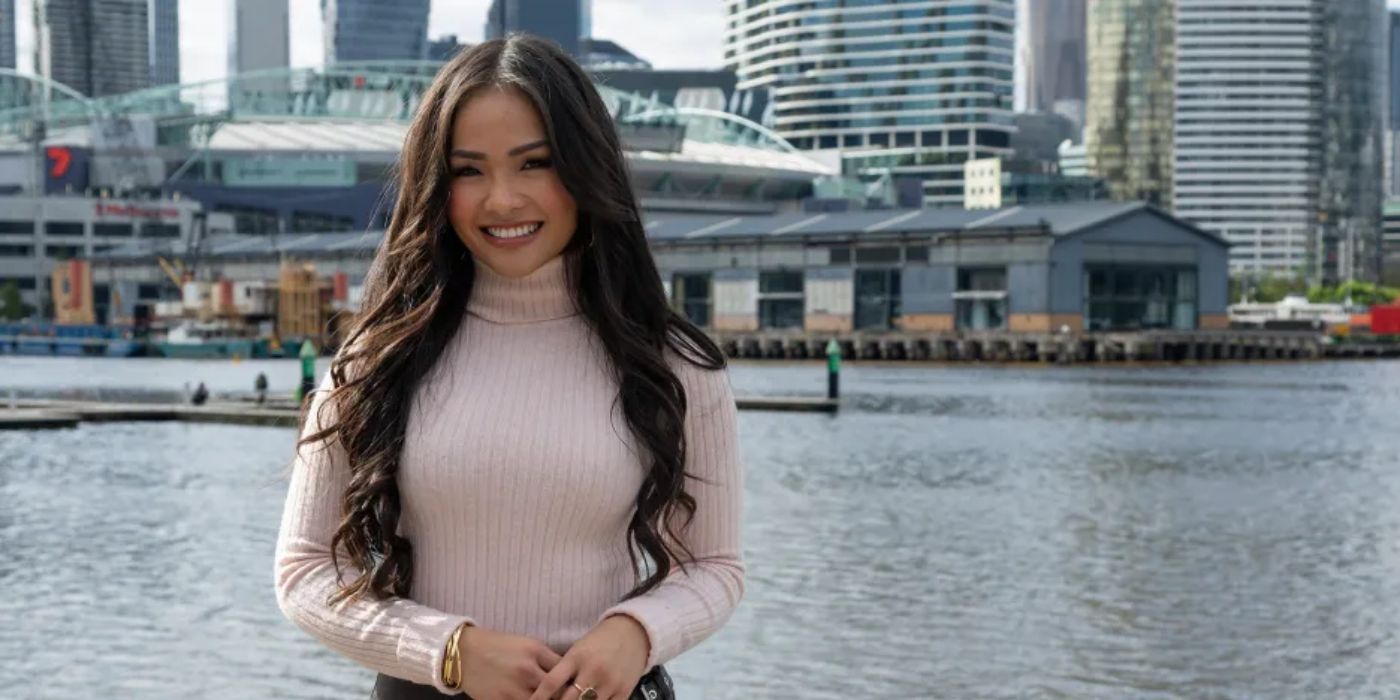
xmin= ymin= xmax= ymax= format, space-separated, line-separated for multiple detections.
xmin=97 ymin=201 xmax=1229 ymax=335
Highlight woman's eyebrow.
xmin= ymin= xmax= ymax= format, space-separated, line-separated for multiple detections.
xmin=449 ymin=139 xmax=549 ymax=160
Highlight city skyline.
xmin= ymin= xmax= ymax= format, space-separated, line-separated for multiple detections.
xmin=11 ymin=0 xmax=727 ymax=84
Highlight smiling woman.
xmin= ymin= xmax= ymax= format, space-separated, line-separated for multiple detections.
xmin=446 ymin=92 xmax=579 ymax=278
xmin=273 ymin=35 xmax=744 ymax=700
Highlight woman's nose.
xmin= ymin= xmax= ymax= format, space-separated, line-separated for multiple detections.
xmin=483 ymin=176 xmax=524 ymax=215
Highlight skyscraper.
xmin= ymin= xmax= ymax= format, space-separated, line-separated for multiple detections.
xmin=37 ymin=0 xmax=150 ymax=96
xmin=1018 ymin=0 xmax=1087 ymax=132
xmin=0 ymin=0 xmax=16 ymax=70
xmin=484 ymin=0 xmax=585 ymax=57
xmin=724 ymin=0 xmax=1016 ymax=208
xmin=1316 ymin=0 xmax=1386 ymax=284
xmin=1384 ymin=11 xmax=1400 ymax=197
xmin=1084 ymin=0 xmax=1175 ymax=207
xmin=148 ymin=0 xmax=178 ymax=86
xmin=321 ymin=0 xmax=430 ymax=64
xmin=1173 ymin=0 xmax=1385 ymax=283
xmin=229 ymin=0 xmax=290 ymax=104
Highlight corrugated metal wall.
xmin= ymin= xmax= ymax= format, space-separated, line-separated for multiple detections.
xmin=805 ymin=268 xmax=853 ymax=316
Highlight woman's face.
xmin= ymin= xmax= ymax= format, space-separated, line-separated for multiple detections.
xmin=446 ymin=87 xmax=578 ymax=279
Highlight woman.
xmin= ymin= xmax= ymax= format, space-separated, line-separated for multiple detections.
xmin=274 ymin=35 xmax=745 ymax=700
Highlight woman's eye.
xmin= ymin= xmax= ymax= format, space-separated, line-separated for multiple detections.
xmin=522 ymin=158 xmax=552 ymax=171
xmin=453 ymin=166 xmax=480 ymax=177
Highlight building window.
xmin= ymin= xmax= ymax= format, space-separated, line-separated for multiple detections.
xmin=45 ymin=245 xmax=84 ymax=259
xmin=758 ymin=270 xmax=804 ymax=330
xmin=954 ymin=267 xmax=1007 ymax=330
xmin=673 ymin=272 xmax=712 ymax=328
xmin=0 ymin=220 xmax=34 ymax=234
xmin=0 ymin=244 xmax=33 ymax=257
xmin=95 ymin=223 xmax=134 ymax=237
xmin=139 ymin=223 xmax=181 ymax=239
xmin=45 ymin=221 xmax=84 ymax=236
xmin=854 ymin=269 xmax=901 ymax=330
xmin=292 ymin=211 xmax=356 ymax=232
xmin=1084 ymin=266 xmax=1197 ymax=331
xmin=0 ymin=276 xmax=36 ymax=290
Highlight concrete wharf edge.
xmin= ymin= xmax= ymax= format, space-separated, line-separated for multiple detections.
xmin=0 ymin=395 xmax=837 ymax=430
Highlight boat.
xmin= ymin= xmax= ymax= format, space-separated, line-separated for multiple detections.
xmin=0 ymin=322 xmax=148 ymax=357
xmin=157 ymin=320 xmax=270 ymax=359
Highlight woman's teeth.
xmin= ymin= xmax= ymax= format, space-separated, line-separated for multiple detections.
xmin=484 ymin=223 xmax=542 ymax=239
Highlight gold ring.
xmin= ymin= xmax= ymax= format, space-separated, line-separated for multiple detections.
xmin=571 ymin=682 xmax=598 ymax=700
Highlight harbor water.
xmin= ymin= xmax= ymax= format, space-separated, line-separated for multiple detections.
xmin=3 ymin=357 xmax=1400 ymax=698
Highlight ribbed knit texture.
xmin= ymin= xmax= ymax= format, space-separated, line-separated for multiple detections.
xmin=274 ymin=256 xmax=745 ymax=694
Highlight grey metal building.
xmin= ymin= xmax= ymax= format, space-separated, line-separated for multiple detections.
xmin=485 ymin=0 xmax=585 ymax=57
xmin=38 ymin=0 xmax=151 ymax=96
xmin=651 ymin=201 xmax=1229 ymax=335
xmin=96 ymin=202 xmax=1229 ymax=338
xmin=321 ymin=0 xmax=429 ymax=63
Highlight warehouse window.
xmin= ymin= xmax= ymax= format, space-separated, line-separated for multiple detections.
xmin=672 ymin=272 xmax=712 ymax=328
xmin=1085 ymin=266 xmax=1196 ymax=331
xmin=954 ymin=267 xmax=1007 ymax=330
xmin=758 ymin=270 xmax=804 ymax=330
xmin=854 ymin=269 xmax=901 ymax=330
xmin=0 ymin=220 xmax=34 ymax=234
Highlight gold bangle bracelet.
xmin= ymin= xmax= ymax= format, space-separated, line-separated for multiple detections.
xmin=442 ymin=623 xmax=466 ymax=689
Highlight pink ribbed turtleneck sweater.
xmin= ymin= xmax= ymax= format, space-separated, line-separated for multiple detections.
xmin=274 ymin=256 xmax=745 ymax=694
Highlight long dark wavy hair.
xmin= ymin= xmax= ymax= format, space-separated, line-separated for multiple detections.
xmin=298 ymin=35 xmax=725 ymax=606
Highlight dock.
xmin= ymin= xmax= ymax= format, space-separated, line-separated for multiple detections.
xmin=710 ymin=329 xmax=1397 ymax=363
xmin=0 ymin=393 xmax=838 ymax=431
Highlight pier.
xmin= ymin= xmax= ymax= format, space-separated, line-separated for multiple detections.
xmin=0 ymin=393 xmax=837 ymax=431
xmin=711 ymin=329 xmax=1387 ymax=363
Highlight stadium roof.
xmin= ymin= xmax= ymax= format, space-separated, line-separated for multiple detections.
xmin=96 ymin=202 xmax=1225 ymax=262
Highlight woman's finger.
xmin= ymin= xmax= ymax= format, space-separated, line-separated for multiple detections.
xmin=535 ymin=643 xmax=563 ymax=671
xmin=528 ymin=656 xmax=575 ymax=700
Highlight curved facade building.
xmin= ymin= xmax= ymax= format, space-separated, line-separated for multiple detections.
xmin=1084 ymin=0 xmax=1175 ymax=208
xmin=723 ymin=0 xmax=1016 ymax=207
xmin=1172 ymin=0 xmax=1385 ymax=282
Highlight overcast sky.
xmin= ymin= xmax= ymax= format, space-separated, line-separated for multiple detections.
xmin=13 ymin=0 xmax=729 ymax=81
xmin=13 ymin=0 xmax=1400 ymax=85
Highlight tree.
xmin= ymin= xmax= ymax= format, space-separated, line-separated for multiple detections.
xmin=1231 ymin=274 xmax=1308 ymax=303
xmin=1307 ymin=281 xmax=1399 ymax=307
xmin=0 ymin=281 xmax=25 ymax=321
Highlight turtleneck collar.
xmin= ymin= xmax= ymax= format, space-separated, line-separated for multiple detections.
xmin=466 ymin=255 xmax=580 ymax=324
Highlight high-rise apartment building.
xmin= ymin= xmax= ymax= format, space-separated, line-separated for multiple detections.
xmin=724 ymin=0 xmax=1016 ymax=207
xmin=1173 ymin=0 xmax=1385 ymax=282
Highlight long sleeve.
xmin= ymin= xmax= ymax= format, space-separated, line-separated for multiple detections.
xmin=273 ymin=373 xmax=474 ymax=694
xmin=600 ymin=365 xmax=746 ymax=669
